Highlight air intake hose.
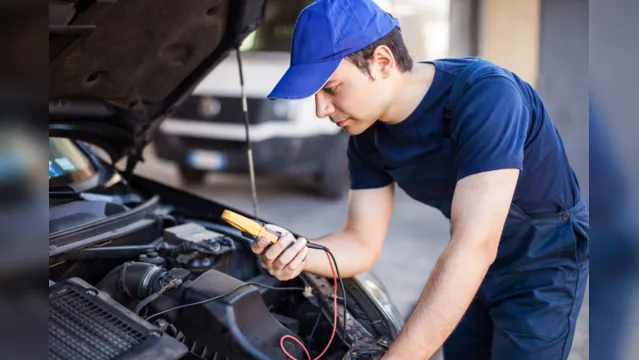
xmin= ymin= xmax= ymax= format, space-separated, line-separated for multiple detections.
xmin=96 ymin=261 xmax=165 ymax=304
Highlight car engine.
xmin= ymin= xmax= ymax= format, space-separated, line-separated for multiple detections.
xmin=49 ymin=214 xmax=331 ymax=360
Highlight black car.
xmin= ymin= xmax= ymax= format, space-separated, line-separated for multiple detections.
xmin=49 ymin=1 xmax=403 ymax=360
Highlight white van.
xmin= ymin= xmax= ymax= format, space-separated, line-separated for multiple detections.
xmin=153 ymin=0 xmax=348 ymax=198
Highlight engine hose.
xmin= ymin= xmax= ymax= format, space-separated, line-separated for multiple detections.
xmin=96 ymin=262 xmax=165 ymax=303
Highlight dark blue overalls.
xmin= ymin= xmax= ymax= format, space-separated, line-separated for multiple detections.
xmin=372 ymin=59 xmax=590 ymax=359
xmin=437 ymin=60 xmax=590 ymax=360
xmin=443 ymin=198 xmax=589 ymax=360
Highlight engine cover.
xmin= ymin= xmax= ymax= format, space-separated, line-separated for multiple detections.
xmin=173 ymin=269 xmax=305 ymax=360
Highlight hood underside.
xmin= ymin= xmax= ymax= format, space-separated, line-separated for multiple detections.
xmin=49 ymin=0 xmax=267 ymax=162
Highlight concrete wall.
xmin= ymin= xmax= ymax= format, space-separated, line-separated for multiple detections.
xmin=448 ymin=0 xmax=479 ymax=57
xmin=537 ymin=0 xmax=589 ymax=202
xmin=479 ymin=0 xmax=542 ymax=86
xmin=449 ymin=0 xmax=542 ymax=86
xmin=385 ymin=0 xmax=451 ymax=61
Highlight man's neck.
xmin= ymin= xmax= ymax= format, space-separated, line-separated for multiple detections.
xmin=379 ymin=62 xmax=436 ymax=125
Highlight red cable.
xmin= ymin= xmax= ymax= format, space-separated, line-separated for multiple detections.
xmin=280 ymin=250 xmax=338 ymax=360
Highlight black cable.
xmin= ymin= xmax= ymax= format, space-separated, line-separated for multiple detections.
xmin=135 ymin=290 xmax=163 ymax=315
xmin=307 ymin=306 xmax=322 ymax=350
xmin=325 ymin=248 xmax=348 ymax=348
xmin=307 ymin=242 xmax=348 ymax=348
xmin=135 ymin=278 xmax=183 ymax=315
xmin=144 ymin=283 xmax=305 ymax=322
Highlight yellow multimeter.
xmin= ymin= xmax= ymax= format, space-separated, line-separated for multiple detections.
xmin=221 ymin=210 xmax=282 ymax=244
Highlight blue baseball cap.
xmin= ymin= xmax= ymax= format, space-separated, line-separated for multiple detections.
xmin=267 ymin=0 xmax=400 ymax=100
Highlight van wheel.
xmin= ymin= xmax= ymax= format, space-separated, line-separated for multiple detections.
xmin=317 ymin=135 xmax=349 ymax=199
xmin=178 ymin=164 xmax=206 ymax=185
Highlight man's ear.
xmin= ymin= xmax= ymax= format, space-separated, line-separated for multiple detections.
xmin=371 ymin=45 xmax=395 ymax=79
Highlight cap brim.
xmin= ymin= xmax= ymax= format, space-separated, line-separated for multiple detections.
xmin=267 ymin=58 xmax=341 ymax=100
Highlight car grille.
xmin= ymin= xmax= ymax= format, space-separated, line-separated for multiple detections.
xmin=171 ymin=95 xmax=287 ymax=124
xmin=49 ymin=285 xmax=146 ymax=360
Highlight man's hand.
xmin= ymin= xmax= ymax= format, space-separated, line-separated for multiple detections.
xmin=251 ymin=224 xmax=309 ymax=280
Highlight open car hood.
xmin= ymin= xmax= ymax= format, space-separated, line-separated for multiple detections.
xmin=49 ymin=0 xmax=267 ymax=164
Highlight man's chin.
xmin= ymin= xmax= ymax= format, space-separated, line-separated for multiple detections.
xmin=341 ymin=122 xmax=371 ymax=136
xmin=342 ymin=125 xmax=360 ymax=135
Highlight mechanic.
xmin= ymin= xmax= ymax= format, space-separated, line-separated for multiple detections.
xmin=251 ymin=0 xmax=589 ymax=359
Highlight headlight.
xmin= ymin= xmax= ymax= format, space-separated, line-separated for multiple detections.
xmin=198 ymin=96 xmax=221 ymax=118
xmin=352 ymin=271 xmax=405 ymax=335
xmin=271 ymin=100 xmax=297 ymax=121
xmin=272 ymin=101 xmax=289 ymax=119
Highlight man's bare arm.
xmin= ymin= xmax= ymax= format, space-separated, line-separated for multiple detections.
xmin=302 ymin=184 xmax=395 ymax=278
xmin=251 ymin=184 xmax=395 ymax=280
xmin=383 ymin=168 xmax=519 ymax=360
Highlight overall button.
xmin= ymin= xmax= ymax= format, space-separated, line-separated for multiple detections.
xmin=562 ymin=212 xmax=570 ymax=220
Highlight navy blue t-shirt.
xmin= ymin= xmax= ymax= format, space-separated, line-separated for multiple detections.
xmin=347 ymin=58 xmax=581 ymax=218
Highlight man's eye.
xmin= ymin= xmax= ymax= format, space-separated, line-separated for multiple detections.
xmin=324 ymin=86 xmax=338 ymax=94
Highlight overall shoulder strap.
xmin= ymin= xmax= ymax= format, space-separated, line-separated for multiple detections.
xmin=443 ymin=58 xmax=492 ymax=138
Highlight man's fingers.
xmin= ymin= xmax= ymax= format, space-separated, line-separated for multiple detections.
xmin=250 ymin=225 xmax=309 ymax=281
xmin=259 ymin=254 xmax=269 ymax=268
xmin=279 ymin=246 xmax=309 ymax=280
xmin=263 ymin=232 xmax=295 ymax=265
xmin=287 ymin=243 xmax=309 ymax=272
xmin=273 ymin=237 xmax=307 ymax=272
xmin=251 ymin=236 xmax=271 ymax=254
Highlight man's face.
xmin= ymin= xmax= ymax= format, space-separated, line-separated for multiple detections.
xmin=314 ymin=59 xmax=393 ymax=135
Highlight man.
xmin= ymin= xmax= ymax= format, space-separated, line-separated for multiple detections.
xmin=252 ymin=0 xmax=589 ymax=359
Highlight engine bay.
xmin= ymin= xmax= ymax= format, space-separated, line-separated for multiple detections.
xmin=47 ymin=0 xmax=399 ymax=356
xmin=48 ymin=176 xmax=394 ymax=360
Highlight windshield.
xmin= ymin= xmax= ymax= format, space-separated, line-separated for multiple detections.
xmin=49 ymin=138 xmax=97 ymax=187
xmin=240 ymin=0 xmax=314 ymax=52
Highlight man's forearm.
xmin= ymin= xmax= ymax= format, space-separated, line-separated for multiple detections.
xmin=384 ymin=241 xmax=496 ymax=360
xmin=303 ymin=230 xmax=376 ymax=278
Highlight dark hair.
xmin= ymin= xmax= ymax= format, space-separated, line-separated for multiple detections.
xmin=346 ymin=26 xmax=414 ymax=80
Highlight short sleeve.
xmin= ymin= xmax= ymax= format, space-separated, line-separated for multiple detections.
xmin=347 ymin=135 xmax=393 ymax=190
xmin=452 ymin=76 xmax=530 ymax=180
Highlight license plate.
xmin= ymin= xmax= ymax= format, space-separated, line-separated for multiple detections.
xmin=187 ymin=150 xmax=227 ymax=170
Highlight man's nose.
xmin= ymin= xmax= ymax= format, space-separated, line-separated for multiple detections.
xmin=315 ymin=92 xmax=335 ymax=119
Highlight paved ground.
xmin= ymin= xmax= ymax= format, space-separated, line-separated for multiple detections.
xmin=134 ymin=148 xmax=589 ymax=360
